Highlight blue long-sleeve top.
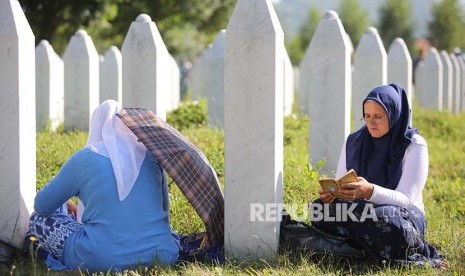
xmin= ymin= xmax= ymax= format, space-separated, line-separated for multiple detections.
xmin=34 ymin=148 xmax=180 ymax=272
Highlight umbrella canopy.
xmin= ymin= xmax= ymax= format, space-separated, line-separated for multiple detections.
xmin=117 ymin=108 xmax=224 ymax=245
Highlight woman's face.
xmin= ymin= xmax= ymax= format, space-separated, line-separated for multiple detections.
xmin=363 ymin=100 xmax=389 ymax=138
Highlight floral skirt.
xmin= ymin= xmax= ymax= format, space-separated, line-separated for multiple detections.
xmin=310 ymin=199 xmax=444 ymax=267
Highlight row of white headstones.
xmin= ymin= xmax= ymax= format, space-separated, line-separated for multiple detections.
xmin=1 ymin=0 xmax=463 ymax=260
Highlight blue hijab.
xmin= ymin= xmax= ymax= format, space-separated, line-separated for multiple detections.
xmin=346 ymin=83 xmax=418 ymax=190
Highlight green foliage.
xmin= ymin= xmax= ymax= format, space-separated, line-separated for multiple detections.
xmin=21 ymin=0 xmax=236 ymax=57
xmin=166 ymin=99 xmax=207 ymax=131
xmin=338 ymin=0 xmax=369 ymax=48
xmin=427 ymin=0 xmax=465 ymax=52
xmin=286 ymin=7 xmax=321 ymax=66
xmin=21 ymin=0 xmax=123 ymax=54
xmin=377 ymin=0 xmax=414 ymax=53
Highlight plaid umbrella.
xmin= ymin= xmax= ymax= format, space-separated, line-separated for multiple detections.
xmin=117 ymin=108 xmax=224 ymax=245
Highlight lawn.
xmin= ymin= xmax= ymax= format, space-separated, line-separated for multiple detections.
xmin=1 ymin=101 xmax=464 ymax=275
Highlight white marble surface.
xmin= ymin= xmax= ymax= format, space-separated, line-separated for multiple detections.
xmin=168 ymin=54 xmax=180 ymax=112
xmin=203 ymin=30 xmax=225 ymax=128
xmin=63 ymin=29 xmax=99 ymax=130
xmin=387 ymin=38 xmax=412 ymax=108
xmin=353 ymin=27 xmax=387 ymax=130
xmin=417 ymin=47 xmax=443 ymax=111
xmin=100 ymin=46 xmax=122 ymax=104
xmin=300 ymin=10 xmax=351 ymax=174
xmin=189 ymin=56 xmax=207 ymax=101
xmin=283 ymin=48 xmax=294 ymax=116
xmin=36 ymin=40 xmax=64 ymax=131
xmin=439 ymin=50 xmax=453 ymax=111
xmin=122 ymin=14 xmax=170 ymax=120
xmin=0 ymin=0 xmax=36 ymax=248
xmin=224 ymin=0 xmax=284 ymax=260
xmin=449 ymin=54 xmax=461 ymax=114
xmin=457 ymin=55 xmax=465 ymax=112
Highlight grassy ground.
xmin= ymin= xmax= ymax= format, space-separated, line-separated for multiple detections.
xmin=1 ymin=102 xmax=464 ymax=275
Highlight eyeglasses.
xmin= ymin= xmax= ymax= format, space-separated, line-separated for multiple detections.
xmin=360 ymin=115 xmax=386 ymax=124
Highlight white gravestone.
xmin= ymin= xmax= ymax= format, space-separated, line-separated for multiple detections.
xmin=122 ymin=14 xmax=170 ymax=120
xmin=189 ymin=56 xmax=207 ymax=101
xmin=414 ymin=61 xmax=424 ymax=101
xmin=167 ymin=55 xmax=180 ymax=112
xmin=439 ymin=50 xmax=452 ymax=111
xmin=353 ymin=27 xmax=387 ymax=130
xmin=387 ymin=38 xmax=413 ymax=107
xmin=224 ymin=0 xmax=284 ymax=260
xmin=457 ymin=54 xmax=465 ymax=112
xmin=283 ymin=48 xmax=294 ymax=116
xmin=63 ymin=29 xmax=99 ymax=130
xmin=301 ymin=10 xmax=351 ymax=174
xmin=417 ymin=48 xmax=443 ymax=111
xmin=449 ymin=54 xmax=461 ymax=114
xmin=204 ymin=30 xmax=225 ymax=128
xmin=99 ymin=46 xmax=122 ymax=103
xmin=0 ymin=0 xmax=36 ymax=248
xmin=36 ymin=40 xmax=64 ymax=131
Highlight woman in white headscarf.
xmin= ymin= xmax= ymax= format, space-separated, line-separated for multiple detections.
xmin=28 ymin=100 xmax=179 ymax=272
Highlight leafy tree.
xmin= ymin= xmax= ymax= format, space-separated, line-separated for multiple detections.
xmin=20 ymin=0 xmax=236 ymax=58
xmin=378 ymin=0 xmax=414 ymax=53
xmin=110 ymin=0 xmax=236 ymax=58
xmin=286 ymin=7 xmax=321 ymax=66
xmin=427 ymin=0 xmax=465 ymax=52
xmin=338 ymin=0 xmax=369 ymax=48
xmin=20 ymin=0 xmax=121 ymax=54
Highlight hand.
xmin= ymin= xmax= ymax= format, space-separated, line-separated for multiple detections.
xmin=66 ymin=200 xmax=77 ymax=219
xmin=318 ymin=186 xmax=336 ymax=204
xmin=338 ymin=176 xmax=374 ymax=201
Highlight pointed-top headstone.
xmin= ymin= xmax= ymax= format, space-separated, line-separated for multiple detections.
xmin=36 ymin=39 xmax=64 ymax=131
xmin=449 ymin=53 xmax=461 ymax=114
xmin=224 ymin=0 xmax=284 ymax=260
xmin=353 ymin=26 xmax=387 ymax=130
xmin=0 ymin=0 xmax=36 ymax=248
xmin=439 ymin=50 xmax=452 ymax=111
xmin=122 ymin=13 xmax=171 ymax=120
xmin=300 ymin=10 xmax=351 ymax=174
xmin=167 ymin=55 xmax=180 ymax=112
xmin=457 ymin=55 xmax=465 ymax=112
xmin=417 ymin=47 xmax=443 ymax=111
xmin=63 ymin=29 xmax=100 ymax=130
xmin=387 ymin=38 xmax=413 ymax=106
xmin=100 ymin=46 xmax=122 ymax=103
xmin=203 ymin=29 xmax=225 ymax=128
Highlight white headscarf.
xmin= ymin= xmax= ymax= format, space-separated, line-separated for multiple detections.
xmin=85 ymin=99 xmax=147 ymax=201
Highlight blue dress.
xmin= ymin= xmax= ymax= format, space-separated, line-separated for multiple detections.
xmin=30 ymin=148 xmax=180 ymax=272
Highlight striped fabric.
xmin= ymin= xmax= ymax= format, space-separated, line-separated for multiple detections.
xmin=117 ymin=108 xmax=224 ymax=245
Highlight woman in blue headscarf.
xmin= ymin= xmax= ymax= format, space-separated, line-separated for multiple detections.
xmin=311 ymin=83 xmax=446 ymax=268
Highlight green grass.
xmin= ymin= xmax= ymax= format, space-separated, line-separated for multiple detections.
xmin=1 ymin=104 xmax=464 ymax=275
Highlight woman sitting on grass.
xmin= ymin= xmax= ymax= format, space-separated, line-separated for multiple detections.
xmin=28 ymin=100 xmax=180 ymax=272
xmin=311 ymin=83 xmax=446 ymax=268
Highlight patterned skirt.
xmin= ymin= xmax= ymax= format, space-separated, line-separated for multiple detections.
xmin=28 ymin=205 xmax=81 ymax=262
xmin=310 ymin=199 xmax=444 ymax=267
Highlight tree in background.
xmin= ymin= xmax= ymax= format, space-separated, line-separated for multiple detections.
xmin=378 ymin=0 xmax=414 ymax=54
xmin=20 ymin=0 xmax=121 ymax=54
xmin=20 ymin=0 xmax=235 ymax=59
xmin=286 ymin=7 xmax=321 ymax=66
xmin=427 ymin=0 xmax=465 ymax=52
xmin=338 ymin=0 xmax=369 ymax=48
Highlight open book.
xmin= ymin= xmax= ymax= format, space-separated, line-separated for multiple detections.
xmin=318 ymin=169 xmax=358 ymax=197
